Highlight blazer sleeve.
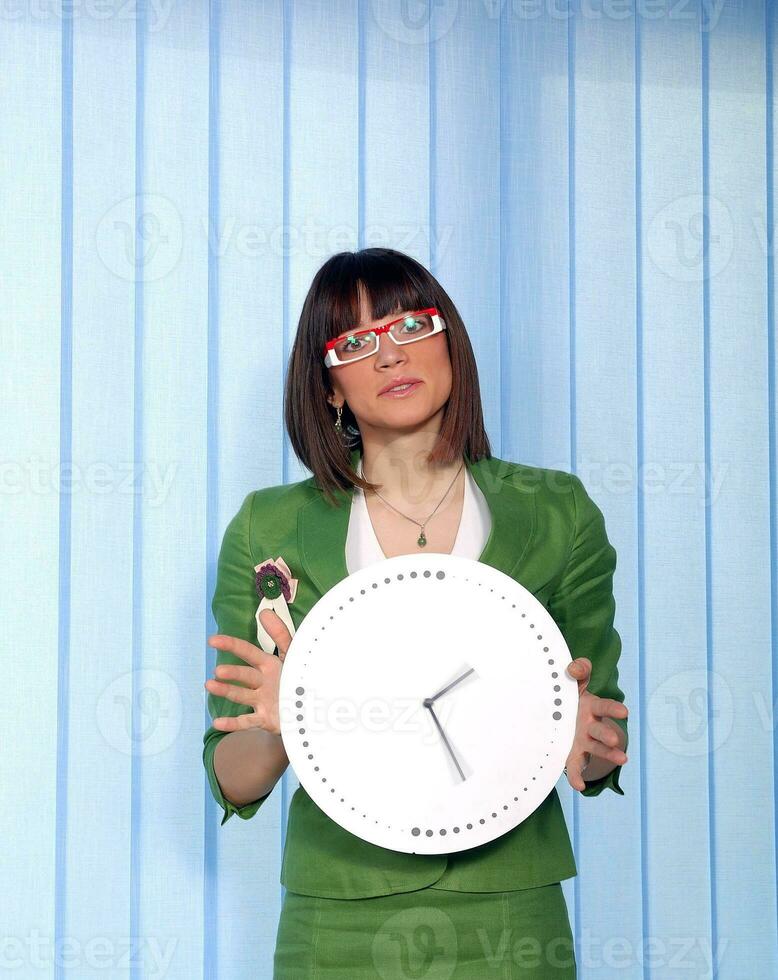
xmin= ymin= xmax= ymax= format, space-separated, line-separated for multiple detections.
xmin=203 ymin=490 xmax=273 ymax=825
xmin=547 ymin=472 xmax=628 ymax=797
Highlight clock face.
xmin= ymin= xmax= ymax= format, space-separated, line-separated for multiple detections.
xmin=279 ymin=552 xmax=577 ymax=854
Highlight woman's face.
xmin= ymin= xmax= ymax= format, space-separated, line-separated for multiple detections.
xmin=326 ymin=297 xmax=453 ymax=438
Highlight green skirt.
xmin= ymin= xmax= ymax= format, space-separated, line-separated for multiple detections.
xmin=272 ymin=881 xmax=576 ymax=979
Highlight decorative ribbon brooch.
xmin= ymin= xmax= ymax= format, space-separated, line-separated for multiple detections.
xmin=254 ymin=556 xmax=298 ymax=655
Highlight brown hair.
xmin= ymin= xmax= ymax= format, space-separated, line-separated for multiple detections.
xmin=284 ymin=247 xmax=491 ymax=506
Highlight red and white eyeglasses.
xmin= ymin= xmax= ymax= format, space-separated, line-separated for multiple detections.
xmin=323 ymin=307 xmax=446 ymax=367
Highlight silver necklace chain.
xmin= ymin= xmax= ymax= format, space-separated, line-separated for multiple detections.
xmin=364 ymin=459 xmax=465 ymax=547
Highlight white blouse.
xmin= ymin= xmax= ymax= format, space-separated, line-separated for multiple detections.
xmin=345 ymin=455 xmax=493 ymax=575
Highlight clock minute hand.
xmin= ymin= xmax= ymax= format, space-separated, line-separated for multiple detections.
xmin=426 ymin=666 xmax=476 ymax=705
xmin=424 ymin=702 xmax=466 ymax=782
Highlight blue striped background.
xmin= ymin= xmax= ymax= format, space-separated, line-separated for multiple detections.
xmin=0 ymin=0 xmax=774 ymax=977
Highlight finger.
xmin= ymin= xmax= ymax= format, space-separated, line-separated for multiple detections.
xmin=565 ymin=659 xmax=592 ymax=694
xmin=589 ymin=718 xmax=623 ymax=749
xmin=587 ymin=721 xmax=628 ymax=764
xmin=589 ymin=696 xmax=629 ymax=720
xmin=204 ymin=677 xmax=258 ymax=708
xmin=258 ymin=608 xmax=293 ymax=661
xmin=208 ymin=633 xmax=267 ymax=667
xmin=213 ymin=663 xmax=263 ymax=688
xmin=565 ymin=753 xmax=591 ymax=792
xmin=211 ymin=710 xmax=265 ymax=732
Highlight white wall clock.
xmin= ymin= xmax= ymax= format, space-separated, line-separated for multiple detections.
xmin=279 ymin=552 xmax=577 ymax=854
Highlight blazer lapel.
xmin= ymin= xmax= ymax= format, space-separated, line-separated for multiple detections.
xmin=298 ymin=447 xmax=536 ymax=599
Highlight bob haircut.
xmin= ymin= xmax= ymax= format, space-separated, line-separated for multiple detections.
xmin=284 ymin=246 xmax=491 ymax=506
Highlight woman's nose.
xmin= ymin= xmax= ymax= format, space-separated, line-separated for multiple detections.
xmin=375 ymin=336 xmax=407 ymax=369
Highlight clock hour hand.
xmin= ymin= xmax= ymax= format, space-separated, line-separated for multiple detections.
xmin=425 ymin=666 xmax=476 ymax=705
xmin=424 ymin=702 xmax=466 ymax=781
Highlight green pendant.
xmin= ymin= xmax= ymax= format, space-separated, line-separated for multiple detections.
xmin=417 ymin=530 xmax=427 ymax=546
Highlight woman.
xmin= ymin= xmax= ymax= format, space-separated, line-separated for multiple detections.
xmin=203 ymin=247 xmax=630 ymax=978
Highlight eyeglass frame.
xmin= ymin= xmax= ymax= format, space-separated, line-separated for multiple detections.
xmin=322 ymin=307 xmax=446 ymax=367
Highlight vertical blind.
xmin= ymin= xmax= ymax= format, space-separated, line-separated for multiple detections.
xmin=1 ymin=0 xmax=773 ymax=977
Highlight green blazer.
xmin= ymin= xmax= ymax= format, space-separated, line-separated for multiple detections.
xmin=203 ymin=448 xmax=628 ymax=899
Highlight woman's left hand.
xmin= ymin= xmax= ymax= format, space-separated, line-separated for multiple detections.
xmin=564 ymin=657 xmax=629 ymax=792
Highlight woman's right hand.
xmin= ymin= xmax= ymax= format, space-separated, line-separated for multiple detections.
xmin=205 ymin=608 xmax=292 ymax=737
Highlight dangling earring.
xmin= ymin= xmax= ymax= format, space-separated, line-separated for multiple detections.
xmin=334 ymin=404 xmax=343 ymax=433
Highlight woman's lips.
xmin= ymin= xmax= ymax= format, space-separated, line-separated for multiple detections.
xmin=379 ymin=381 xmax=423 ymax=398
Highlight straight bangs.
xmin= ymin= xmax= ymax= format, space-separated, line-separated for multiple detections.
xmin=314 ymin=251 xmax=439 ymax=352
